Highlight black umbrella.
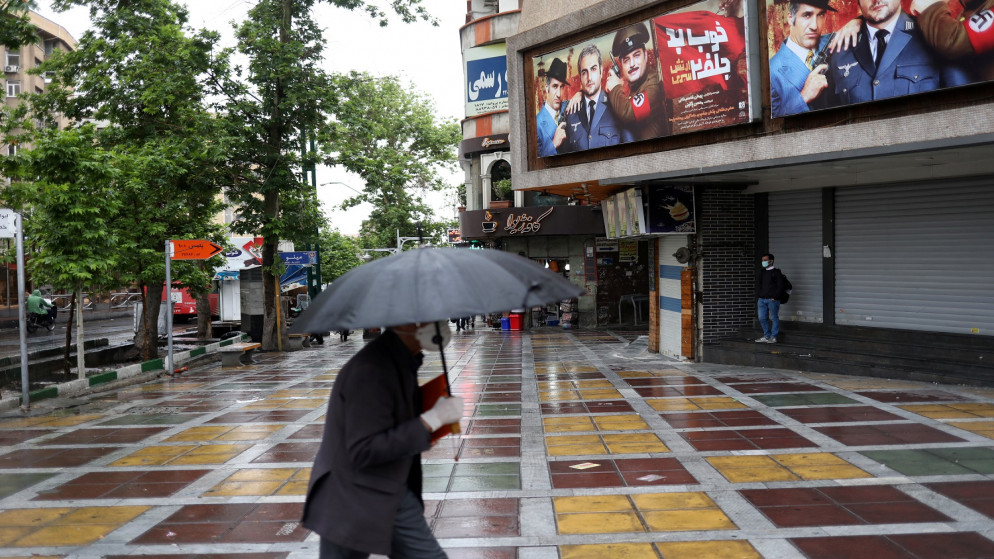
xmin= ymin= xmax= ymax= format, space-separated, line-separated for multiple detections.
xmin=290 ymin=247 xmax=582 ymax=333
xmin=290 ymin=247 xmax=583 ymax=397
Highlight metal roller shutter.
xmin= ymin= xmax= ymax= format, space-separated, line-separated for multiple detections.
xmin=770 ymin=190 xmax=823 ymax=323
xmin=835 ymin=181 xmax=994 ymax=335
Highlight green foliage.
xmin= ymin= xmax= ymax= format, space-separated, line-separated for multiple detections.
xmin=318 ymin=228 xmax=363 ymax=282
xmin=0 ymin=124 xmax=118 ymax=291
xmin=321 ymin=72 xmax=460 ymax=250
xmin=493 ymin=178 xmax=513 ymax=200
xmin=0 ymin=0 xmax=39 ymax=50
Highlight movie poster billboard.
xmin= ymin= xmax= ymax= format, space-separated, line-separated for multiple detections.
xmin=466 ymin=44 xmax=509 ymax=117
xmin=530 ymin=0 xmax=754 ymax=158
xmin=646 ymin=186 xmax=696 ymax=234
xmin=766 ymin=0 xmax=991 ymax=118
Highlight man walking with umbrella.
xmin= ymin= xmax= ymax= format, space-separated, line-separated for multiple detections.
xmin=302 ymin=320 xmax=463 ymax=558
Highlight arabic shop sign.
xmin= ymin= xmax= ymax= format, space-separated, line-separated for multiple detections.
xmin=465 ymin=43 xmax=508 ymax=117
xmin=505 ymin=207 xmax=554 ymax=235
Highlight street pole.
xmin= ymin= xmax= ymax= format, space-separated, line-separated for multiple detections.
xmin=164 ymin=240 xmax=174 ymax=376
xmin=15 ymin=213 xmax=29 ymax=409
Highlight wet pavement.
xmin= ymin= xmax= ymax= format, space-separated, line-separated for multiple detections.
xmin=1 ymin=327 xmax=994 ymax=558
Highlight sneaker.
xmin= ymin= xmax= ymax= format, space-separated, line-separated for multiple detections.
xmin=765 ymin=337 xmax=777 ymax=343
xmin=755 ymin=337 xmax=769 ymax=343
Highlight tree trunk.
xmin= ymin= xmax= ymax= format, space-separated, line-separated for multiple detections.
xmin=135 ymin=280 xmax=164 ymax=361
xmin=63 ymin=293 xmax=75 ymax=376
xmin=195 ymin=291 xmax=213 ymax=339
xmin=76 ymin=287 xmax=85 ymax=380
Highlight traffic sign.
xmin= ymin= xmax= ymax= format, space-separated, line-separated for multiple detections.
xmin=171 ymin=240 xmax=224 ymax=260
xmin=279 ymin=251 xmax=317 ymax=266
xmin=0 ymin=209 xmax=18 ymax=239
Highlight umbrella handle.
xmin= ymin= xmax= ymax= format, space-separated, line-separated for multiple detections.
xmin=433 ymin=322 xmax=461 ymax=435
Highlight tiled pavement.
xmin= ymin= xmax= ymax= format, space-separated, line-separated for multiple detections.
xmin=1 ymin=329 xmax=994 ymax=558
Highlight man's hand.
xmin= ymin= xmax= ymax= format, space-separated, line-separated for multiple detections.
xmin=910 ymin=0 xmax=945 ymax=15
xmin=565 ymin=92 xmax=583 ymax=114
xmin=420 ymin=396 xmax=464 ymax=432
xmin=553 ymin=122 xmax=567 ymax=148
xmin=829 ymin=18 xmax=862 ymax=52
xmin=800 ymin=65 xmax=829 ymax=104
xmin=605 ymin=67 xmax=622 ymax=92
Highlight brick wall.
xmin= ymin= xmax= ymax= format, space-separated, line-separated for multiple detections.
xmin=699 ymin=187 xmax=755 ymax=343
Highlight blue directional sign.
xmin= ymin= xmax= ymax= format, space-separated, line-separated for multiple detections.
xmin=278 ymin=251 xmax=317 ymax=266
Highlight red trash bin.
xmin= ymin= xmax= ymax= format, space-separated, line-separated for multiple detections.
xmin=508 ymin=313 xmax=523 ymax=331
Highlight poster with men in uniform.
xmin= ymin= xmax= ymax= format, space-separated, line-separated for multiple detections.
xmin=767 ymin=0 xmax=994 ymax=117
xmin=530 ymin=0 xmax=754 ymax=158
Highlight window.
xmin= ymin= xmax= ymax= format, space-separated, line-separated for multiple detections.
xmin=6 ymin=80 xmax=20 ymax=97
xmin=5 ymin=51 xmax=19 ymax=68
xmin=6 ymin=144 xmax=17 ymax=156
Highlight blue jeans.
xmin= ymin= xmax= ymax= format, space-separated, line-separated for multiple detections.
xmin=319 ymin=489 xmax=447 ymax=559
xmin=758 ymin=298 xmax=781 ymax=339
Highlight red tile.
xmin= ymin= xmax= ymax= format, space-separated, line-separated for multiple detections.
xmin=444 ymin=548 xmax=516 ymax=559
xmin=891 ymin=532 xmax=994 ymax=558
xmin=439 ymin=498 xmax=518 ymax=517
xmin=926 ymin=481 xmax=994 ymax=500
xmin=761 ymin=504 xmax=862 ymax=527
xmin=741 ymin=488 xmax=831 ymax=507
xmin=846 ymin=502 xmax=951 ymax=524
xmin=131 ymin=523 xmax=231 ymax=544
xmin=551 ymin=472 xmax=623 ymax=489
xmin=616 ymin=458 xmax=684 ymax=471
xmin=221 ymin=521 xmax=309 ymax=543
xmin=620 ymin=470 xmax=697 ymax=485
xmin=820 ymin=485 xmax=912 ymax=504
xmin=790 ymin=535 xmax=914 ymax=558
xmin=431 ymin=515 xmax=519 ymax=538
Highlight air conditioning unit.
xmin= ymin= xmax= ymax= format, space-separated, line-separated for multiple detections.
xmin=4 ymin=65 xmax=18 ymax=73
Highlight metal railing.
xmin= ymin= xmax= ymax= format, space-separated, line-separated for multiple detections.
xmin=110 ymin=292 xmax=142 ymax=308
xmin=50 ymin=293 xmax=95 ymax=311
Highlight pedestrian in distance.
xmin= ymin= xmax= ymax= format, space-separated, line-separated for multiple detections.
xmin=339 ymin=329 xmax=349 ymax=342
xmin=756 ymin=253 xmax=788 ymax=343
xmin=302 ymin=321 xmax=464 ymax=558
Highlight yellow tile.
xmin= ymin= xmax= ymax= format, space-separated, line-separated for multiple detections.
xmin=547 ymin=435 xmax=601 ymax=446
xmin=606 ymin=440 xmax=669 ymax=455
xmin=164 ymin=426 xmax=232 ymax=442
xmin=44 ymin=415 xmax=104 ymax=427
xmin=577 ymin=380 xmax=614 ymax=388
xmin=948 ymin=421 xmax=994 ymax=437
xmin=719 ymin=467 xmax=799 ymax=483
xmin=292 ymin=398 xmax=326 ymax=409
xmin=129 ymin=445 xmax=194 ymax=456
xmin=694 ymin=397 xmax=747 ymax=410
xmin=604 ymin=433 xmax=659 ymax=443
xmin=205 ymin=481 xmax=282 ymax=496
xmin=170 ymin=453 xmax=238 ymax=465
xmin=543 ymin=417 xmax=594 ymax=432
xmin=540 ymin=390 xmax=581 ymax=402
xmin=594 ymin=415 xmax=648 ymax=431
xmin=580 ymin=389 xmax=622 ymax=400
xmin=655 ymin=541 xmax=762 ymax=559
xmin=276 ymin=480 xmax=309 ymax=496
xmin=556 ymin=512 xmax=643 ymax=534
xmin=14 ymin=524 xmax=117 ymax=547
xmin=229 ymin=468 xmax=297 ymax=481
xmin=953 ymin=403 xmax=994 ymax=417
xmin=54 ymin=506 xmax=148 ymax=525
xmin=293 ymin=468 xmax=312 ymax=480
xmin=0 ymin=417 xmax=50 ymax=428
xmin=774 ymin=453 xmax=849 ymax=467
xmin=539 ymin=381 xmax=576 ymax=391
xmin=109 ymin=455 xmax=168 ymax=467
xmin=564 ymin=365 xmax=598 ymax=373
xmin=187 ymin=444 xmax=250 ymax=455
xmin=707 ymin=455 xmax=779 ymax=469
xmin=548 ymin=443 xmax=608 ymax=456
xmin=555 ymin=494 xmax=633 ymax=513
xmin=792 ymin=465 xmax=873 ymax=480
xmin=643 ymin=509 xmax=736 ymax=532
xmin=561 ymin=543 xmax=659 ymax=559
xmin=218 ymin=425 xmax=283 ymax=441
xmin=646 ymin=398 xmax=698 ymax=411
xmin=0 ymin=508 xmax=69 ymax=526
xmin=632 ymin=492 xmax=717 ymax=511
xmin=0 ymin=527 xmax=32 ymax=546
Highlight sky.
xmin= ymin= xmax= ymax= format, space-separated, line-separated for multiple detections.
xmin=33 ymin=0 xmax=467 ymax=237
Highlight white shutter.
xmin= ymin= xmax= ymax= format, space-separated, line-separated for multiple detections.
xmin=835 ymin=181 xmax=994 ymax=335
xmin=770 ymin=190 xmax=823 ymax=323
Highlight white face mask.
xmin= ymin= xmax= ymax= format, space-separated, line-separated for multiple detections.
xmin=414 ymin=321 xmax=452 ymax=351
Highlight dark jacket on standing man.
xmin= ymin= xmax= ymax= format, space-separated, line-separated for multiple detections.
xmin=757 ymin=266 xmax=787 ymax=299
xmin=302 ymin=330 xmax=432 ymax=555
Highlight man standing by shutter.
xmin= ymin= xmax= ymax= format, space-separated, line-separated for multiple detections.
xmin=756 ymin=253 xmax=787 ymax=343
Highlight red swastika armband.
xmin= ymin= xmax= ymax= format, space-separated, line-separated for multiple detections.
xmin=966 ymin=9 xmax=994 ymax=54
xmin=631 ymin=92 xmax=651 ymax=121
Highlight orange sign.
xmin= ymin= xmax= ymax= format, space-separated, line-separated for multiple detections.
xmin=171 ymin=240 xmax=224 ymax=260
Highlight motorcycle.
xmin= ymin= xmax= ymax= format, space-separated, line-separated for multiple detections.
xmin=26 ymin=305 xmax=57 ymax=333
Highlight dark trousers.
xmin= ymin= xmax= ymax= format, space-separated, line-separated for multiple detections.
xmin=318 ymin=490 xmax=446 ymax=558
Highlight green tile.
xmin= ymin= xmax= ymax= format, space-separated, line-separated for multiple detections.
xmin=476 ymin=403 xmax=521 ymax=417
xmin=422 ymin=477 xmax=450 ymax=493
xmin=454 ymin=462 xmax=519 ymax=476
xmin=929 ymin=447 xmax=994 ymax=474
xmin=423 ymin=463 xmax=455 ymax=478
xmin=753 ymin=392 xmax=858 ymax=407
xmin=862 ymin=449 xmax=974 ymax=476
xmin=0 ymin=473 xmax=54 ymax=499
xmin=449 ymin=475 xmax=520 ymax=491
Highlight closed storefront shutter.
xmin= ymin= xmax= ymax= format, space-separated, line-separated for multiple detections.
xmin=770 ymin=190 xmax=823 ymax=323
xmin=835 ymin=181 xmax=994 ymax=335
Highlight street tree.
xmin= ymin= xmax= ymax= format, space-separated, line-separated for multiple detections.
xmin=323 ymin=72 xmax=460 ymax=251
xmin=0 ymin=0 xmax=39 ymax=50
xmin=317 ymin=229 xmax=363 ymax=282
xmin=38 ymin=0 xmax=228 ymax=360
xmin=0 ymin=124 xmax=119 ymax=378
xmin=216 ymin=0 xmax=436 ymax=351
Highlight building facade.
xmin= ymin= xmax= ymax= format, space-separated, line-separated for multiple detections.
xmin=498 ymin=0 xmax=994 ymax=377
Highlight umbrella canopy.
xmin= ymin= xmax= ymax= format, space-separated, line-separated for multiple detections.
xmin=290 ymin=247 xmax=583 ymax=333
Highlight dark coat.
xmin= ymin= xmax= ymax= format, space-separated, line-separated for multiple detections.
xmin=757 ymin=266 xmax=787 ymax=299
xmin=302 ymin=330 xmax=432 ymax=554
xmin=559 ymin=90 xmax=632 ymax=152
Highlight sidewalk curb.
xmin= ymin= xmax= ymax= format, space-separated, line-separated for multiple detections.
xmin=0 ymin=334 xmax=249 ymax=412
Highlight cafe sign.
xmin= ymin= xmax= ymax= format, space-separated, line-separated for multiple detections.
xmin=505 ymin=207 xmax=554 ymax=235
